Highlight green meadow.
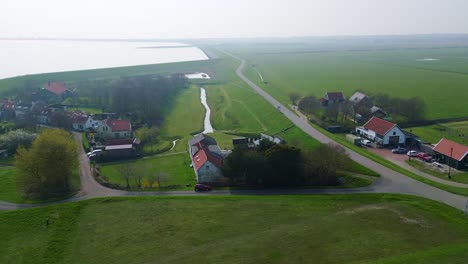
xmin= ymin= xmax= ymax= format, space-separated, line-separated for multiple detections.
xmin=231 ymin=45 xmax=468 ymax=120
xmin=408 ymin=121 xmax=468 ymax=145
xmin=1 ymin=195 xmax=468 ymax=264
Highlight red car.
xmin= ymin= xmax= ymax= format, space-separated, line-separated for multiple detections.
xmin=194 ymin=184 xmax=212 ymax=192
xmin=417 ymin=152 xmax=432 ymax=162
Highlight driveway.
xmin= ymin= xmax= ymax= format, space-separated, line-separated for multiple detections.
xmin=368 ymin=147 xmax=468 ymax=188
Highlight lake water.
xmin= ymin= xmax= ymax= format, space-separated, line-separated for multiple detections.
xmin=0 ymin=40 xmax=209 ymax=80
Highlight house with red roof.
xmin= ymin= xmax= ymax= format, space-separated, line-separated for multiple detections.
xmin=0 ymin=101 xmax=16 ymax=120
xmin=40 ymin=82 xmax=71 ymax=102
xmin=189 ymin=134 xmax=225 ymax=183
xmin=71 ymin=110 xmax=89 ymax=131
xmin=320 ymin=92 xmax=345 ymax=106
xmin=433 ymin=139 xmax=468 ymax=170
xmin=356 ymin=116 xmax=406 ymax=146
xmin=98 ymin=119 xmax=132 ymax=139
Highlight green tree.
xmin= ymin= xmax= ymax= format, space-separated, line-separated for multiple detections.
xmin=288 ymin=92 xmax=302 ymax=105
xmin=15 ymin=129 xmax=79 ymax=199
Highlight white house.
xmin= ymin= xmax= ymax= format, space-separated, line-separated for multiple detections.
xmin=356 ymin=116 xmax=406 ymax=146
xmin=188 ymin=134 xmax=225 ymax=183
xmin=97 ymin=119 xmax=132 ymax=139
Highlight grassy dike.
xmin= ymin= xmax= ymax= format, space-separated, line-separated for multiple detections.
xmin=1 ymin=194 xmax=467 ymax=264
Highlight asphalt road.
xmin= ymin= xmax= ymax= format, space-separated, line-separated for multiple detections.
xmin=1 ymin=55 xmax=467 ymax=212
xmin=225 ymin=51 xmax=468 ymax=211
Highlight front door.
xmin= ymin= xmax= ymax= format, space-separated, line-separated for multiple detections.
xmin=389 ymin=136 xmax=399 ymax=146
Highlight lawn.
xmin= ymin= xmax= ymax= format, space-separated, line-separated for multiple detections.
xmin=0 ymin=167 xmax=22 ymax=202
xmin=1 ymin=194 xmax=467 ymax=264
xmin=0 ymin=166 xmax=81 ymax=203
xmin=69 ymin=107 xmax=102 ymax=115
xmin=231 ymin=45 xmax=468 ymax=120
xmin=407 ymin=160 xmax=468 ymax=184
xmin=408 ymin=121 xmax=468 ymax=145
xmin=99 ymin=153 xmax=196 ymax=190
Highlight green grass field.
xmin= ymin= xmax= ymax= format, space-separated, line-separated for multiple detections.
xmin=0 ymin=167 xmax=22 ymax=202
xmin=0 ymin=166 xmax=81 ymax=203
xmin=408 ymin=121 xmax=468 ymax=145
xmin=229 ymin=45 xmax=468 ymax=120
xmin=1 ymin=194 xmax=467 ymax=264
xmin=99 ymin=153 xmax=195 ymax=190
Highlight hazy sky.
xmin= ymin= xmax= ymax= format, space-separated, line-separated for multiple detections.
xmin=1 ymin=0 xmax=467 ymax=39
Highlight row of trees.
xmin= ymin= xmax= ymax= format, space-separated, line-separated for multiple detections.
xmin=15 ymin=129 xmax=78 ymax=199
xmin=118 ymin=163 xmax=168 ymax=190
xmin=293 ymin=92 xmax=427 ymax=125
xmin=76 ymin=74 xmax=188 ymax=125
xmin=222 ymin=141 xmax=348 ymax=187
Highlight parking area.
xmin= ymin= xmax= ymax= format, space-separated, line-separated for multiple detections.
xmin=367 ymin=146 xmax=456 ymax=175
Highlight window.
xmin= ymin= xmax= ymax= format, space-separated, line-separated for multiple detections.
xmin=393 ymin=131 xmax=396 ymax=135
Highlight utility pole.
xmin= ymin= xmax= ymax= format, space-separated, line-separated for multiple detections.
xmin=448 ymin=147 xmax=453 ymax=179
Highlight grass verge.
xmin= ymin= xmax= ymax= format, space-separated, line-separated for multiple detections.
xmin=1 ymin=194 xmax=467 ymax=264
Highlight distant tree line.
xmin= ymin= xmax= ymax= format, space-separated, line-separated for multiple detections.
xmin=294 ymin=92 xmax=427 ymax=126
xmin=222 ymin=141 xmax=349 ymax=187
xmin=76 ymin=74 xmax=188 ymax=125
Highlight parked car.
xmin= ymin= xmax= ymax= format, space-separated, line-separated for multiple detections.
xmin=392 ymin=147 xmax=407 ymax=154
xmin=432 ymin=162 xmax=442 ymax=168
xmin=87 ymin=149 xmax=103 ymax=157
xmin=194 ymin=184 xmax=212 ymax=192
xmin=361 ymin=139 xmax=372 ymax=147
xmin=417 ymin=152 xmax=432 ymax=162
xmin=407 ymin=150 xmax=418 ymax=157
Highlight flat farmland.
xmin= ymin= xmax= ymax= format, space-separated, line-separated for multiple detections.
xmin=408 ymin=121 xmax=468 ymax=145
xmin=236 ymin=46 xmax=468 ymax=120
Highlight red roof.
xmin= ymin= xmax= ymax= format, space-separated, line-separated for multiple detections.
xmin=44 ymin=82 xmax=67 ymax=95
xmin=71 ymin=114 xmax=88 ymax=125
xmin=363 ymin=116 xmax=396 ymax=136
xmin=325 ymin=92 xmax=345 ymax=101
xmin=433 ymin=138 xmax=468 ymax=161
xmin=192 ymin=147 xmax=223 ymax=171
xmin=2 ymin=101 xmax=15 ymax=109
xmin=105 ymin=119 xmax=131 ymax=132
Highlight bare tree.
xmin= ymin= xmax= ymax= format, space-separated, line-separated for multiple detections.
xmin=155 ymin=172 xmax=169 ymax=190
xmin=134 ymin=164 xmax=147 ymax=190
xmin=120 ymin=163 xmax=136 ymax=189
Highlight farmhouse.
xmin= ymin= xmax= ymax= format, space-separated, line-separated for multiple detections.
xmin=349 ymin=92 xmax=370 ymax=106
xmin=189 ymin=134 xmax=225 ymax=183
xmin=356 ymin=116 xmax=406 ymax=146
xmin=71 ymin=110 xmax=89 ymax=131
xmin=321 ymin=92 xmax=345 ymax=106
xmin=371 ymin=106 xmax=387 ymax=118
xmin=40 ymin=82 xmax=71 ymax=102
xmin=98 ymin=119 xmax=132 ymax=139
xmin=432 ymin=138 xmax=468 ymax=170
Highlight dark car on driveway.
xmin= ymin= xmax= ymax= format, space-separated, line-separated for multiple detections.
xmin=391 ymin=147 xmax=407 ymax=154
xmin=194 ymin=184 xmax=212 ymax=192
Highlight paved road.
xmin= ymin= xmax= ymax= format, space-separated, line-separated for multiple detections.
xmin=1 ymin=56 xmax=467 ymax=212
xmin=225 ymin=51 xmax=468 ymax=211
xmin=291 ymin=104 xmax=468 ymax=188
